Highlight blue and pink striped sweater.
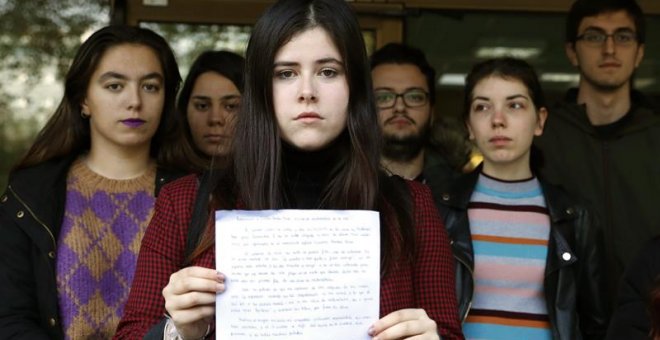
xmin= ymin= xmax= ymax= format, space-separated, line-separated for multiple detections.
xmin=463 ymin=173 xmax=552 ymax=340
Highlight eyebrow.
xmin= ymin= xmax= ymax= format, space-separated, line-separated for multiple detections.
xmin=472 ymin=94 xmax=529 ymax=102
xmin=98 ymin=71 xmax=164 ymax=82
xmin=374 ymin=87 xmax=427 ymax=92
xmin=582 ymin=26 xmax=635 ymax=33
xmin=273 ymin=57 xmax=344 ymax=68
xmin=191 ymin=94 xmax=241 ymax=101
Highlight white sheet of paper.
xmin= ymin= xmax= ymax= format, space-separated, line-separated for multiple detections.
xmin=215 ymin=209 xmax=380 ymax=340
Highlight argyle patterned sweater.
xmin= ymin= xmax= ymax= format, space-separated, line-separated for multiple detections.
xmin=56 ymin=159 xmax=156 ymax=339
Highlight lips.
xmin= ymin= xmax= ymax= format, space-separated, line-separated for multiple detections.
xmin=204 ymin=134 xmax=228 ymax=143
xmin=489 ymin=136 xmax=512 ymax=146
xmin=121 ymin=118 xmax=145 ymax=127
xmin=295 ymin=112 xmax=322 ymax=121
xmin=386 ymin=115 xmax=414 ymax=126
xmin=599 ymin=61 xmax=621 ymax=68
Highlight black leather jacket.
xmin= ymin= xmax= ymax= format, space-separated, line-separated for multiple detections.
xmin=0 ymin=156 xmax=181 ymax=339
xmin=436 ymin=169 xmax=609 ymax=340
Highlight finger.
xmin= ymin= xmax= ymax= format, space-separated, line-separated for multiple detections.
xmin=169 ymin=305 xmax=216 ymax=325
xmin=371 ymin=319 xmax=431 ymax=340
xmin=370 ymin=308 xmax=427 ymax=335
xmin=165 ymin=290 xmax=219 ymax=311
xmin=173 ymin=266 xmax=224 ymax=282
xmin=397 ymin=333 xmax=440 ymax=340
xmin=165 ymin=273 xmax=225 ymax=296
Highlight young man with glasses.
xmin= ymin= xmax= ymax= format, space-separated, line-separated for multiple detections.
xmin=535 ymin=0 xmax=659 ymax=314
xmin=371 ymin=43 xmax=466 ymax=197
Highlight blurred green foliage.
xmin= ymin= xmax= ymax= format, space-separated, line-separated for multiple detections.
xmin=0 ymin=0 xmax=109 ymax=190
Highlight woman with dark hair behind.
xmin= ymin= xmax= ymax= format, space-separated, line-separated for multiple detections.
xmin=116 ymin=0 xmax=462 ymax=339
xmin=0 ymin=25 xmax=188 ymax=338
xmin=177 ymin=50 xmax=244 ymax=169
xmin=436 ymin=57 xmax=608 ymax=339
xmin=607 ymin=237 xmax=660 ymax=339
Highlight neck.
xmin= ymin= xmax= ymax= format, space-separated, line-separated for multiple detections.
xmin=481 ymin=160 xmax=532 ymax=182
xmin=381 ymin=149 xmax=424 ymax=180
xmin=577 ymin=81 xmax=632 ymax=125
xmin=85 ymin=143 xmax=153 ymax=180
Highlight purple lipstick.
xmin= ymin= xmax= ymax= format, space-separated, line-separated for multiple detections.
xmin=121 ymin=118 xmax=145 ymax=127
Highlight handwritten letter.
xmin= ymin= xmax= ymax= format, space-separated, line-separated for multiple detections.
xmin=215 ymin=209 xmax=380 ymax=340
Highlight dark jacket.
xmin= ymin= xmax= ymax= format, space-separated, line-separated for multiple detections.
xmin=436 ymin=168 xmax=609 ymax=340
xmin=0 ymin=156 xmax=180 ymax=339
xmin=534 ymin=89 xmax=660 ymax=297
xmin=606 ymin=237 xmax=660 ymax=339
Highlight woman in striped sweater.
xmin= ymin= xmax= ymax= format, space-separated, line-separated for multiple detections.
xmin=436 ymin=57 xmax=609 ymax=339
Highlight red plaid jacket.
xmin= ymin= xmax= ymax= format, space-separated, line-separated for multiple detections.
xmin=115 ymin=174 xmax=463 ymax=339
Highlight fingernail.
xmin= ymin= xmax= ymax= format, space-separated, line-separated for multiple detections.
xmin=367 ymin=326 xmax=374 ymax=336
xmin=217 ymin=283 xmax=224 ymax=292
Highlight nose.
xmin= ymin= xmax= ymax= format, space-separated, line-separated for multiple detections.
xmin=208 ymin=104 xmax=226 ymax=126
xmin=393 ymin=94 xmax=406 ymax=112
xmin=602 ymin=35 xmax=616 ymax=55
xmin=127 ymin=84 xmax=142 ymax=112
xmin=298 ymin=73 xmax=317 ymax=103
xmin=491 ymin=108 xmax=506 ymax=128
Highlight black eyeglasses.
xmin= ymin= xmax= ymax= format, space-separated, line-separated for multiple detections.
xmin=576 ymin=29 xmax=637 ymax=46
xmin=374 ymin=90 xmax=429 ymax=109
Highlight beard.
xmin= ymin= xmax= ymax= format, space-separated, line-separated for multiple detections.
xmin=581 ymin=69 xmax=631 ymax=93
xmin=382 ymin=120 xmax=430 ymax=162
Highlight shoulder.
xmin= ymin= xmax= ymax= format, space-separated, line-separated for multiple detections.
xmin=8 ymin=157 xmax=72 ymax=186
xmin=156 ymin=174 xmax=199 ymax=205
xmin=540 ymin=179 xmax=589 ymax=214
xmin=401 ymin=179 xmax=438 ymax=212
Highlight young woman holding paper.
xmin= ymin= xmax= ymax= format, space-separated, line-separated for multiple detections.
xmin=115 ymin=0 xmax=462 ymax=339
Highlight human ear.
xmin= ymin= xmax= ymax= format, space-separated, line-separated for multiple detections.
xmin=534 ymin=107 xmax=548 ymax=136
xmin=81 ymin=99 xmax=91 ymax=117
xmin=634 ymin=43 xmax=645 ymax=68
xmin=565 ymin=42 xmax=579 ymax=67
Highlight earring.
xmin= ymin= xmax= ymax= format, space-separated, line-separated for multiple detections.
xmin=81 ymin=111 xmax=90 ymax=119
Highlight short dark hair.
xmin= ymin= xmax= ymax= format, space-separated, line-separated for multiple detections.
xmin=566 ymin=0 xmax=646 ymax=44
xmin=370 ymin=43 xmax=436 ymax=106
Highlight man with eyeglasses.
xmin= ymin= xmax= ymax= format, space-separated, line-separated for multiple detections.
xmin=535 ymin=0 xmax=660 ymax=328
xmin=370 ymin=43 xmax=467 ymax=201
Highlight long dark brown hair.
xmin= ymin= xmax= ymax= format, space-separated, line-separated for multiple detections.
xmin=177 ymin=50 xmax=245 ymax=170
xmin=650 ymin=277 xmax=660 ymax=339
xmin=189 ymin=0 xmax=414 ymax=273
xmin=13 ymin=25 xmax=188 ymax=172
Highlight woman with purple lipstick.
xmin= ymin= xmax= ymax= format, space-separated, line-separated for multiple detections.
xmin=0 ymin=25 xmax=189 ymax=339
xmin=177 ymin=50 xmax=245 ymax=170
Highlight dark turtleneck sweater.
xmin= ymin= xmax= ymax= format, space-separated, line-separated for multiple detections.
xmin=281 ymin=138 xmax=344 ymax=209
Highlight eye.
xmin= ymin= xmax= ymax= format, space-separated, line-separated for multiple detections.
xmin=105 ymin=83 xmax=123 ymax=92
xmin=319 ymin=68 xmax=338 ymax=78
xmin=224 ymin=99 xmax=241 ymax=113
xmin=275 ymin=69 xmax=296 ymax=80
xmin=405 ymin=91 xmax=427 ymax=104
xmin=374 ymin=92 xmax=395 ymax=104
xmin=143 ymin=83 xmax=161 ymax=93
xmin=615 ymin=31 xmax=636 ymax=43
xmin=509 ymin=102 xmax=525 ymax=110
xmin=192 ymin=100 xmax=210 ymax=111
xmin=472 ymin=103 xmax=490 ymax=113
xmin=582 ymin=31 xmax=605 ymax=43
